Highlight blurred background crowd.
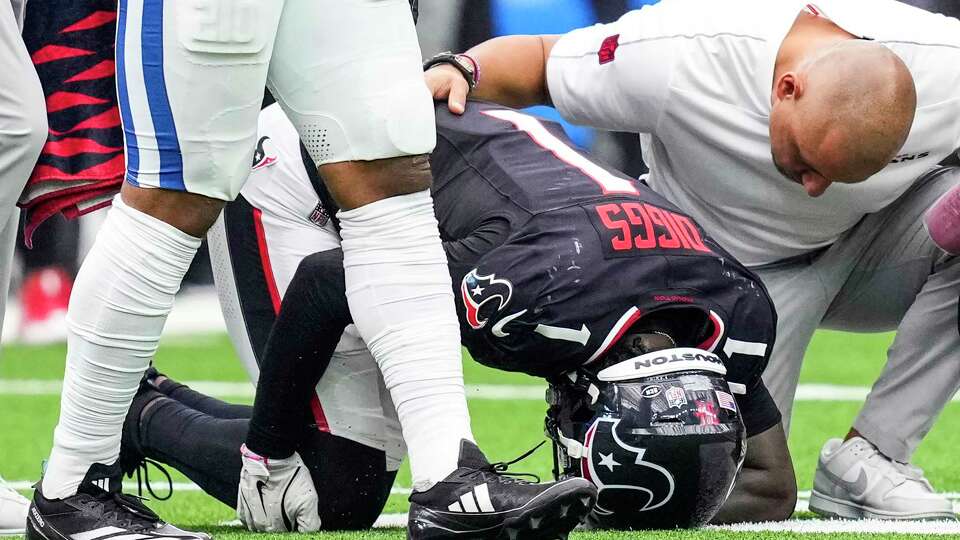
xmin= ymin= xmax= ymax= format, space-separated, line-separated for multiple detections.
xmin=8 ymin=0 xmax=959 ymax=345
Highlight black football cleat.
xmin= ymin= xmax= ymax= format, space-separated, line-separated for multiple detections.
xmin=407 ymin=440 xmax=597 ymax=540
xmin=26 ymin=462 xmax=207 ymax=540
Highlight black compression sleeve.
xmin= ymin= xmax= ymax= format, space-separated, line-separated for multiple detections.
xmin=244 ymin=249 xmax=352 ymax=459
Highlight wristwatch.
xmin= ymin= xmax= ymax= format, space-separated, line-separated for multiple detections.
xmin=423 ymin=51 xmax=480 ymax=91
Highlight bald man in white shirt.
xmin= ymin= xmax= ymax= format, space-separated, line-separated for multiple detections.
xmin=426 ymin=0 xmax=960 ymax=521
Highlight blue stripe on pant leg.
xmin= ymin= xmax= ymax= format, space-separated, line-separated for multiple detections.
xmin=116 ymin=0 xmax=140 ymax=186
xmin=141 ymin=0 xmax=184 ymax=190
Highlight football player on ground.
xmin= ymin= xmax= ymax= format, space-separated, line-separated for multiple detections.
xmin=118 ymin=102 xmax=796 ymax=532
xmin=0 ymin=0 xmax=46 ymax=535
xmin=28 ymin=2 xmax=587 ymax=540
xmin=427 ymin=0 xmax=960 ymax=521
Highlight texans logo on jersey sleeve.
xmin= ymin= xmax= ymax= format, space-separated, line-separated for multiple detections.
xmin=461 ymin=269 xmax=514 ymax=330
xmin=581 ymin=418 xmax=675 ymax=516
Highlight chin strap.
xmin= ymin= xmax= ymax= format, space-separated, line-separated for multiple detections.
xmin=554 ymin=430 xmax=586 ymax=459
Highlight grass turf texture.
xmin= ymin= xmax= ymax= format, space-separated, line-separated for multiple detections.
xmin=2 ymin=330 xmax=958 ymax=539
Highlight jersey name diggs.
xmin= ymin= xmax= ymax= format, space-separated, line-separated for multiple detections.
xmin=588 ymin=201 xmax=711 ymax=257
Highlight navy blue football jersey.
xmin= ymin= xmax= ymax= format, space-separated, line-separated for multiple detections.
xmin=302 ymin=102 xmax=780 ymax=435
xmin=431 ymin=102 xmax=780 ymax=436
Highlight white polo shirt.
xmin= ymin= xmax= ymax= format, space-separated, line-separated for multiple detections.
xmin=547 ymin=0 xmax=960 ymax=266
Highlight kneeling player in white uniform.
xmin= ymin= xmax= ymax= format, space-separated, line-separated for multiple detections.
xmin=118 ymin=103 xmax=798 ymax=531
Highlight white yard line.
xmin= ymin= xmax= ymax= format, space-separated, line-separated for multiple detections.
xmin=373 ymin=513 xmax=960 ymax=534
xmin=1 ymin=378 xmax=958 ymax=403
xmin=374 ymin=514 xmax=409 ymax=528
xmin=710 ymin=519 xmax=960 ymax=534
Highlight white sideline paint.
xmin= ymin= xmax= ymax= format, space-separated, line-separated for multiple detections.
xmin=9 ymin=482 xmax=959 ymax=532
xmin=710 ymin=519 xmax=960 ymax=534
xmin=2 ymin=379 xmax=958 ymax=403
xmin=2 ymin=288 xmax=226 ymax=345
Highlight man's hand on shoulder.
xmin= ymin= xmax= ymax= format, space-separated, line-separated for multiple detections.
xmin=425 ymin=63 xmax=471 ymax=115
xmin=423 ymin=35 xmax=559 ymax=114
xmin=237 ymin=444 xmax=322 ymax=532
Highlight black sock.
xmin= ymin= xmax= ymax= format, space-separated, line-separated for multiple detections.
xmin=139 ymin=395 xmax=396 ymax=528
xmin=157 ymin=378 xmax=252 ymax=419
xmin=140 ymin=396 xmax=249 ymax=507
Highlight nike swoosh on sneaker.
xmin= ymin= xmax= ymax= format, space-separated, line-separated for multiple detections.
xmin=844 ymin=468 xmax=869 ymax=498
xmin=822 ymin=466 xmax=868 ymax=498
xmin=820 ymin=464 xmax=869 ymax=498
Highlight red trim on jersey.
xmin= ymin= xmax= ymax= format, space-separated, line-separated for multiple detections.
xmin=310 ymin=395 xmax=330 ymax=432
xmin=252 ymin=207 xmax=330 ymax=432
xmin=585 ymin=307 xmax=644 ymax=364
xmin=696 ymin=311 xmax=725 ymax=353
xmin=252 ymin=208 xmax=281 ymax=314
xmin=805 ymin=4 xmax=821 ymax=16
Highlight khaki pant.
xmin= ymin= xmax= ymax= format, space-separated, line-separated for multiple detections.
xmin=757 ymin=166 xmax=960 ymax=463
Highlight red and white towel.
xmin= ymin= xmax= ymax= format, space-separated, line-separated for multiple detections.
xmin=19 ymin=1 xmax=123 ymax=247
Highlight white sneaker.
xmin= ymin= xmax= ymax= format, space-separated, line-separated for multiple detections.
xmin=809 ymin=437 xmax=956 ymax=521
xmin=0 ymin=476 xmax=29 ymax=536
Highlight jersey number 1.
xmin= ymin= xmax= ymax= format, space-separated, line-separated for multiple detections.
xmin=481 ymin=109 xmax=640 ymax=196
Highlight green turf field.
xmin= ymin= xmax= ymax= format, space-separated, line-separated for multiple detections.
xmin=2 ymin=330 xmax=958 ymax=539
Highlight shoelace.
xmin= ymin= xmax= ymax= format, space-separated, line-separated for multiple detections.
xmin=892 ymin=461 xmax=935 ymax=490
xmin=475 ymin=441 xmax=547 ymax=484
xmin=82 ymin=491 xmax=161 ymax=531
xmin=130 ymin=459 xmax=173 ymax=501
xmin=856 ymin=442 xmax=920 ymax=488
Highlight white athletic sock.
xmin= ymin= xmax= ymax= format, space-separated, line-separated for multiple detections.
xmin=339 ymin=189 xmax=473 ymax=491
xmin=42 ymin=195 xmax=201 ymax=499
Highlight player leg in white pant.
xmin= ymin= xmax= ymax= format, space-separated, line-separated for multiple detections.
xmin=760 ymin=166 xmax=960 ymax=520
xmin=32 ymin=1 xmax=285 ymax=538
xmin=0 ymin=0 xmax=46 ymax=534
xmin=265 ymin=0 xmax=472 ymax=492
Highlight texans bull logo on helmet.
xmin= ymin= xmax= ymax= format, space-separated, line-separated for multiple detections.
xmin=582 ymin=417 xmax=675 ymax=516
xmin=461 ymin=269 xmax=514 ymax=330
